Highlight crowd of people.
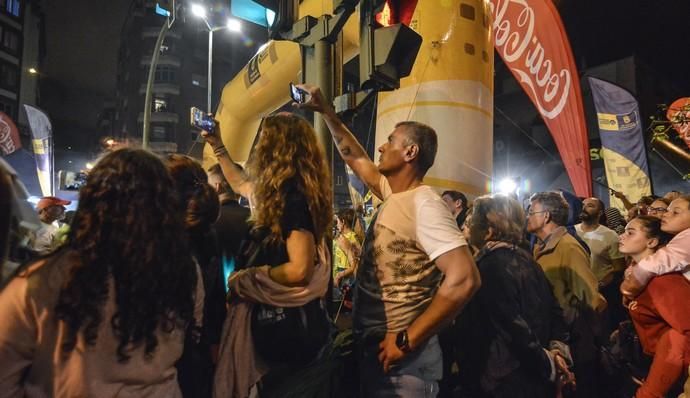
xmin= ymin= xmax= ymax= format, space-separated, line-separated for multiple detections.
xmin=0 ymin=83 xmax=688 ymax=398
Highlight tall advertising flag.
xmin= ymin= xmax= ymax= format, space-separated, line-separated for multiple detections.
xmin=0 ymin=111 xmax=21 ymax=155
xmin=24 ymin=105 xmax=54 ymax=196
xmin=490 ymin=0 xmax=592 ymax=197
xmin=588 ymin=77 xmax=651 ymax=212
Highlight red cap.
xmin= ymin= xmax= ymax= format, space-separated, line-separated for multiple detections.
xmin=37 ymin=196 xmax=71 ymax=211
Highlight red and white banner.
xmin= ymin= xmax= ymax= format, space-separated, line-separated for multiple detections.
xmin=0 ymin=111 xmax=21 ymax=155
xmin=490 ymin=0 xmax=592 ymax=197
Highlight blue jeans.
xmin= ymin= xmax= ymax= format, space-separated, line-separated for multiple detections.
xmin=358 ymin=335 xmax=441 ymax=398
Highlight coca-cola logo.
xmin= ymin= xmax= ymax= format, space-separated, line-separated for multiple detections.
xmin=0 ymin=117 xmax=16 ymax=155
xmin=490 ymin=0 xmax=571 ymax=120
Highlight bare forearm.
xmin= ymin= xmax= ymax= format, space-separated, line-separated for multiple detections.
xmin=322 ymin=109 xmax=370 ymax=164
xmin=268 ymin=262 xmax=312 ymax=287
xmin=214 ymin=151 xmax=252 ymax=198
xmin=406 ymin=277 xmax=478 ymax=350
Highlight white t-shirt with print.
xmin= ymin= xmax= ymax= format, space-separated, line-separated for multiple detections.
xmin=353 ymin=176 xmax=467 ymax=336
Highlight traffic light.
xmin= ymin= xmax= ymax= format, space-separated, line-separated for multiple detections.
xmin=360 ymin=0 xmax=422 ymax=91
xmin=230 ymin=0 xmax=297 ymax=39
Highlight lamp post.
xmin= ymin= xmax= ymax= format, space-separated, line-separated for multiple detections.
xmin=191 ymin=4 xmax=241 ymax=113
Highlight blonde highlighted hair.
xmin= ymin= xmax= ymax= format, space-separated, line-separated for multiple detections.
xmin=246 ymin=113 xmax=333 ymax=242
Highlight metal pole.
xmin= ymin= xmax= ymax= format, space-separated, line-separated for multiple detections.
xmin=142 ymin=21 xmax=169 ymax=150
xmin=207 ymin=29 xmax=213 ymax=113
xmin=314 ymin=39 xmax=333 ymax=167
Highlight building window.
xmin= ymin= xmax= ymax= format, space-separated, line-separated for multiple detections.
xmin=0 ymin=0 xmax=20 ymax=17
xmin=0 ymin=95 xmax=15 ymax=119
xmin=0 ymin=61 xmax=18 ymax=91
xmin=191 ymin=73 xmax=207 ymax=88
xmin=152 ymin=125 xmax=167 ymax=140
xmin=153 ymin=98 xmax=168 ymax=112
xmin=154 ymin=65 xmax=176 ymax=83
xmin=1 ymin=26 xmax=21 ymax=55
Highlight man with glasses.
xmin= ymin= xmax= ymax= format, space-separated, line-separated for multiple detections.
xmin=527 ymin=192 xmax=606 ymax=398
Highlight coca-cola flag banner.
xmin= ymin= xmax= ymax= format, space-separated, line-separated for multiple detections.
xmin=588 ymin=77 xmax=651 ymax=213
xmin=490 ymin=0 xmax=592 ymax=197
xmin=0 ymin=111 xmax=21 ymax=155
xmin=24 ymin=105 xmax=54 ymax=196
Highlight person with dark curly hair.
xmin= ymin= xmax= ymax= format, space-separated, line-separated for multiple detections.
xmin=165 ymin=154 xmax=220 ymax=398
xmin=0 ymin=148 xmax=203 ymax=397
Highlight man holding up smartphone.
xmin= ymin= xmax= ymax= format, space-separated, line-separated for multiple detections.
xmin=294 ymin=84 xmax=481 ymax=397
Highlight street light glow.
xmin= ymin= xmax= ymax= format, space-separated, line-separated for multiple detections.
xmin=190 ymin=4 xmax=206 ymax=18
xmin=28 ymin=67 xmax=38 ymax=74
xmin=498 ymin=178 xmax=517 ymax=195
xmin=226 ymin=19 xmax=241 ymax=32
xmin=85 ymin=162 xmax=94 ymax=170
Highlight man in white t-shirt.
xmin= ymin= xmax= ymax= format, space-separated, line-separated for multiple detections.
xmin=297 ymin=84 xmax=480 ymax=397
xmin=575 ymin=198 xmax=625 ymax=286
xmin=575 ymin=197 xmax=626 ymax=332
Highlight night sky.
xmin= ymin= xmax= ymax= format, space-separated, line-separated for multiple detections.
xmin=43 ymin=0 xmax=129 ymax=95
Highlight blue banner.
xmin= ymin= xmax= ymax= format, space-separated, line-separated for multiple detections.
xmin=24 ymin=105 xmax=54 ymax=196
xmin=588 ymin=77 xmax=651 ymax=211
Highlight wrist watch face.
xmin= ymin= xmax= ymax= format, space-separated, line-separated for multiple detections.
xmin=396 ymin=330 xmax=408 ymax=350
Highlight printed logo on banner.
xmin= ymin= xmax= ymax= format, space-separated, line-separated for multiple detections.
xmin=490 ymin=0 xmax=591 ymax=197
xmin=597 ymin=112 xmax=638 ymax=131
xmin=598 ymin=113 xmax=618 ymax=131
xmin=491 ymin=0 xmax=572 ymax=120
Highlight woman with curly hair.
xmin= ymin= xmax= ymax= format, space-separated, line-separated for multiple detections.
xmin=0 ymin=148 xmax=203 ymax=397
xmin=165 ymin=154 xmax=220 ymax=398
xmin=202 ymin=113 xmax=333 ymax=397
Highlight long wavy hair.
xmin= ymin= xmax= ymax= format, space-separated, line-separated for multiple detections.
xmin=55 ymin=148 xmax=198 ymax=363
xmin=246 ymin=113 xmax=333 ymax=242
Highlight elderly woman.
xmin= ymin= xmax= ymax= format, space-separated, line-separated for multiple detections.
xmin=455 ymin=194 xmax=573 ymax=398
xmin=203 ymin=113 xmax=333 ymax=397
xmin=0 ymin=148 xmax=203 ymax=397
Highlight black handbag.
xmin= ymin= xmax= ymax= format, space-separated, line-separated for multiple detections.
xmin=234 ymin=228 xmax=331 ymax=366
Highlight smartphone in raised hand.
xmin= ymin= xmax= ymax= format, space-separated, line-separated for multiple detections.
xmin=190 ymin=107 xmax=216 ymax=134
xmin=289 ymin=83 xmax=308 ymax=104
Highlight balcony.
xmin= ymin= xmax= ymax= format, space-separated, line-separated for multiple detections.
xmin=148 ymin=141 xmax=178 ymax=154
xmin=139 ymin=83 xmax=180 ymax=95
xmin=137 ymin=111 xmax=179 ymax=124
xmin=140 ymin=54 xmax=181 ymax=68
xmin=142 ymin=27 xmax=181 ymax=40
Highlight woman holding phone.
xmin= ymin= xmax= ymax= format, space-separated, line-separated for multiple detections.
xmin=203 ymin=113 xmax=333 ymax=397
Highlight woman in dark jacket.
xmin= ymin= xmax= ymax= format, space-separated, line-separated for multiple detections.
xmin=455 ymin=194 xmax=574 ymax=398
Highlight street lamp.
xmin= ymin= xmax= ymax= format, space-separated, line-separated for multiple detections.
xmin=191 ymin=4 xmax=241 ymax=113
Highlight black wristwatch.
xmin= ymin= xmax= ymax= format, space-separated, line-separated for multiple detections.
xmin=395 ymin=330 xmax=411 ymax=353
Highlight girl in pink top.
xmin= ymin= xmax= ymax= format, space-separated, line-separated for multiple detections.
xmin=0 ymin=149 xmax=203 ymax=398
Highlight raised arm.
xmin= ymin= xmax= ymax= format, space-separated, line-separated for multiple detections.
xmin=295 ymin=84 xmax=384 ymax=199
xmin=201 ymin=129 xmax=254 ymax=200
